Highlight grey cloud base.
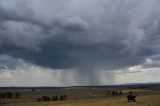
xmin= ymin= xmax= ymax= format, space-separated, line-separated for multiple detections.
xmin=0 ymin=0 xmax=160 ymax=85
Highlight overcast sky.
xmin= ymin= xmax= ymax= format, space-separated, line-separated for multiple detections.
xmin=0 ymin=0 xmax=160 ymax=86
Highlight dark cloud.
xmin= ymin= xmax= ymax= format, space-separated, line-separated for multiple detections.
xmin=0 ymin=0 xmax=160 ymax=71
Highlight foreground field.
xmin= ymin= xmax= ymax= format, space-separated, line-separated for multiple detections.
xmin=1 ymin=89 xmax=160 ymax=106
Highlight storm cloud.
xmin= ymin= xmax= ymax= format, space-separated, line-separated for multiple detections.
xmin=0 ymin=0 xmax=160 ymax=86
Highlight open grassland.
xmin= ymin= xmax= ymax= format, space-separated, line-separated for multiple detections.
xmin=0 ymin=89 xmax=160 ymax=106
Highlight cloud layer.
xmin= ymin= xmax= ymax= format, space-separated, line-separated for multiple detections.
xmin=0 ymin=0 xmax=160 ymax=86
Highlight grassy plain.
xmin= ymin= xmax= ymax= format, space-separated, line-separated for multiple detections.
xmin=0 ymin=89 xmax=160 ymax=106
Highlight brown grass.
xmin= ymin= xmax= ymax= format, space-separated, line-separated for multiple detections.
xmin=1 ymin=89 xmax=160 ymax=106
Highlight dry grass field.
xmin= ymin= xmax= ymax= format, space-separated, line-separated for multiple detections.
xmin=0 ymin=89 xmax=160 ymax=106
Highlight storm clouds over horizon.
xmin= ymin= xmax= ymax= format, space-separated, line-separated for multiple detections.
xmin=0 ymin=0 xmax=160 ymax=86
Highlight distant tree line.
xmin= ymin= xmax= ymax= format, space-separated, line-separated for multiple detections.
xmin=0 ymin=92 xmax=20 ymax=99
xmin=37 ymin=95 xmax=67 ymax=102
xmin=107 ymin=90 xmax=122 ymax=95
